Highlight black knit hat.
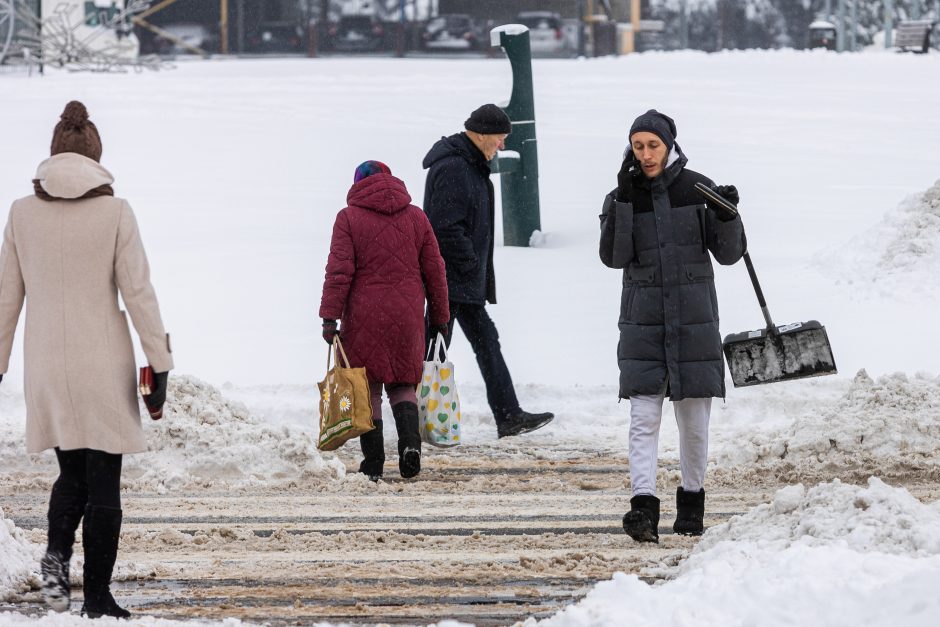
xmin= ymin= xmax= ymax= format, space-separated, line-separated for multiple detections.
xmin=464 ymin=104 xmax=512 ymax=135
xmin=629 ymin=109 xmax=676 ymax=150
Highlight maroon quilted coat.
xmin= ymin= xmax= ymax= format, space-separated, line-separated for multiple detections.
xmin=319 ymin=173 xmax=450 ymax=385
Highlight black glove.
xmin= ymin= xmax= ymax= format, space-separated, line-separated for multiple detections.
xmin=616 ymin=157 xmax=638 ymax=203
xmin=709 ymin=184 xmax=739 ymax=222
xmin=322 ymin=319 xmax=339 ymax=345
xmin=715 ymin=184 xmax=739 ymax=206
xmin=428 ymin=324 xmax=449 ymax=340
xmin=143 ymin=370 xmax=168 ymax=419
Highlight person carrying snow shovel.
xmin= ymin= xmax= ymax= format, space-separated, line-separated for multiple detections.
xmin=598 ymin=110 xmax=746 ymax=543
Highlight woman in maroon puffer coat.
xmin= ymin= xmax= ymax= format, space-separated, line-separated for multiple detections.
xmin=320 ymin=161 xmax=450 ymax=480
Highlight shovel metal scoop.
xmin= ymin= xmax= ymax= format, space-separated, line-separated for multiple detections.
xmin=695 ymin=182 xmax=837 ymax=387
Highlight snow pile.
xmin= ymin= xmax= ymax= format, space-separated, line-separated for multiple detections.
xmin=123 ymin=376 xmax=345 ymax=492
xmin=719 ymin=369 xmax=940 ymax=471
xmin=533 ymin=479 xmax=940 ymax=627
xmin=0 ymin=508 xmax=40 ymax=601
xmin=823 ymin=178 xmax=940 ymax=300
xmin=692 ymin=478 xmax=940 ymax=558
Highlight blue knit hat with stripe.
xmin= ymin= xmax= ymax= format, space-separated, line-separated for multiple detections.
xmin=353 ymin=160 xmax=391 ymax=183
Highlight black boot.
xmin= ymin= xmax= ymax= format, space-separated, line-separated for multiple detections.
xmin=622 ymin=494 xmax=660 ymax=543
xmin=80 ymin=505 xmax=130 ymax=619
xmin=673 ymin=487 xmax=706 ymax=536
xmin=497 ymin=409 xmax=554 ymax=439
xmin=358 ymin=419 xmax=385 ymax=481
xmin=40 ymin=551 xmax=70 ymax=613
xmin=42 ymin=481 xmax=87 ymax=612
xmin=392 ymin=402 xmax=421 ymax=479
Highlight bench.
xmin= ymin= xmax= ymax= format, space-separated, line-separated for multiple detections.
xmin=895 ymin=20 xmax=935 ymax=53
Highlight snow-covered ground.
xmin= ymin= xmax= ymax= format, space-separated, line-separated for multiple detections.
xmin=2 ymin=49 xmax=940 ymax=625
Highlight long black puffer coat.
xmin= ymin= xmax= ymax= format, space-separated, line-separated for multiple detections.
xmin=599 ymin=144 xmax=746 ymax=400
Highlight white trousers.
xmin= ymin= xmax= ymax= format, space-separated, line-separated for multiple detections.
xmin=628 ymin=394 xmax=712 ymax=497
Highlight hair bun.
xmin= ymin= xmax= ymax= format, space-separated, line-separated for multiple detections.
xmin=60 ymin=101 xmax=90 ymax=129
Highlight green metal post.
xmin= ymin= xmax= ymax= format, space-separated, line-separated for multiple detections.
xmin=489 ymin=26 xmax=541 ymax=247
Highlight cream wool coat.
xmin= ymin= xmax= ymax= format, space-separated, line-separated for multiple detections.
xmin=0 ymin=153 xmax=174 ymax=455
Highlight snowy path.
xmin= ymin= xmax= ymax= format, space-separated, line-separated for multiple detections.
xmin=5 ymin=449 xmax=940 ymax=625
xmin=1 ymin=455 xmax=738 ymax=625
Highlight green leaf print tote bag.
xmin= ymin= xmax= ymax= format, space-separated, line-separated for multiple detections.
xmin=417 ymin=333 xmax=461 ymax=448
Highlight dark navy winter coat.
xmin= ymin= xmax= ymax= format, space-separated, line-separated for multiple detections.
xmin=422 ymin=133 xmax=497 ymax=305
xmin=599 ymin=145 xmax=746 ymax=400
xmin=320 ymin=174 xmax=450 ymax=384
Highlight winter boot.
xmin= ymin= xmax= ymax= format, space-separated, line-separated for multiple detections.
xmin=40 ymin=551 xmax=71 ymax=613
xmin=80 ymin=505 xmax=130 ymax=619
xmin=673 ymin=487 xmax=706 ymax=536
xmin=358 ymin=419 xmax=385 ymax=481
xmin=622 ymin=494 xmax=660 ymax=543
xmin=497 ymin=409 xmax=554 ymax=439
xmin=42 ymin=481 xmax=87 ymax=612
xmin=392 ymin=401 xmax=421 ymax=479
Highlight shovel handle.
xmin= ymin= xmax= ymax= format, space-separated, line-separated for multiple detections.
xmin=744 ymin=253 xmax=776 ymax=331
xmin=694 ymin=182 xmax=777 ymax=333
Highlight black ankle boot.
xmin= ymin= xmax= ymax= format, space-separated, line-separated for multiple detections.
xmin=392 ymin=402 xmax=421 ymax=479
xmin=43 ymin=481 xmax=87 ymax=612
xmin=622 ymin=494 xmax=660 ymax=543
xmin=358 ymin=419 xmax=385 ymax=481
xmin=80 ymin=505 xmax=130 ymax=619
xmin=673 ymin=487 xmax=706 ymax=536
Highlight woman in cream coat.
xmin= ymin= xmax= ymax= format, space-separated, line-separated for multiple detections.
xmin=0 ymin=101 xmax=173 ymax=618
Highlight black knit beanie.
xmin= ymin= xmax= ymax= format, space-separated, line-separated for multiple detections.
xmin=629 ymin=109 xmax=676 ymax=150
xmin=464 ymin=104 xmax=512 ymax=135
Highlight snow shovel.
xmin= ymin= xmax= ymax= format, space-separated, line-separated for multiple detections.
xmin=694 ymin=182 xmax=838 ymax=387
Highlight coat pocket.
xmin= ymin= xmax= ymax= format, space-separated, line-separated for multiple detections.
xmin=622 ymin=264 xmax=655 ymax=321
xmin=626 ymin=264 xmax=656 ymax=283
xmin=683 ymin=262 xmax=714 ymax=282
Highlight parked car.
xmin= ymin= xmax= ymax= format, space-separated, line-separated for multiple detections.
xmin=516 ymin=11 xmax=567 ymax=55
xmin=807 ymin=20 xmax=837 ymax=50
xmin=420 ymin=14 xmax=481 ymax=51
xmin=328 ymin=15 xmax=385 ymax=52
xmin=152 ymin=22 xmax=219 ymax=55
xmin=246 ymin=24 xmax=305 ymax=54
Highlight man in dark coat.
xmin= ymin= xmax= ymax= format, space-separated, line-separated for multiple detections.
xmin=422 ymin=104 xmax=554 ymax=439
xmin=599 ymin=109 xmax=746 ymax=543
